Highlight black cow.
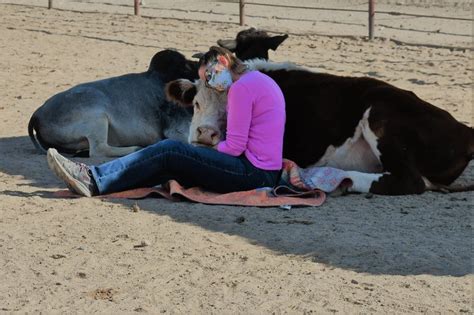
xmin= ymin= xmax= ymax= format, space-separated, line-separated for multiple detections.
xmin=217 ymin=27 xmax=289 ymax=61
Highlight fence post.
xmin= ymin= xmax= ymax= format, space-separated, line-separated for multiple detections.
xmin=48 ymin=0 xmax=53 ymax=9
xmin=134 ymin=0 xmax=140 ymax=16
xmin=239 ymin=0 xmax=245 ymax=26
xmin=368 ymin=0 xmax=375 ymax=39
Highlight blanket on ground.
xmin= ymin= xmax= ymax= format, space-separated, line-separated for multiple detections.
xmin=53 ymin=159 xmax=352 ymax=207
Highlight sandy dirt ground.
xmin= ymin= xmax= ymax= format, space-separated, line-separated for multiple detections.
xmin=0 ymin=2 xmax=473 ymax=314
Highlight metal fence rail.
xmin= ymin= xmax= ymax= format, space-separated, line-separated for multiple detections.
xmin=45 ymin=0 xmax=470 ymax=41
xmin=237 ymin=0 xmax=376 ymax=38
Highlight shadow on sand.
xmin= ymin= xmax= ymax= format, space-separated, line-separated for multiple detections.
xmin=1 ymin=135 xmax=472 ymax=276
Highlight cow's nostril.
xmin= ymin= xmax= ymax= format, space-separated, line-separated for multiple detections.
xmin=197 ymin=126 xmax=203 ymax=136
xmin=210 ymin=130 xmax=220 ymax=140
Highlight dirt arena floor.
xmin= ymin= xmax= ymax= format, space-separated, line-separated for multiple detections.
xmin=0 ymin=2 xmax=473 ymax=313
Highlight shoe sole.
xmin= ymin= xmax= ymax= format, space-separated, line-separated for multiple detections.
xmin=47 ymin=148 xmax=92 ymax=197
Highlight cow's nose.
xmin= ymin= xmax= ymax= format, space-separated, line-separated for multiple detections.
xmin=197 ymin=126 xmax=220 ymax=145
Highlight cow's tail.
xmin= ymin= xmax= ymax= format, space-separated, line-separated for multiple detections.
xmin=28 ymin=115 xmax=86 ymax=156
xmin=28 ymin=114 xmax=48 ymax=154
xmin=429 ymin=183 xmax=474 ymax=193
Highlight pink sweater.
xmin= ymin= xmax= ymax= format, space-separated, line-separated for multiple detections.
xmin=217 ymin=71 xmax=286 ymax=170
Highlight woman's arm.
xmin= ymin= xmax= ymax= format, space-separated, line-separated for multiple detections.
xmin=216 ymin=83 xmax=253 ymax=156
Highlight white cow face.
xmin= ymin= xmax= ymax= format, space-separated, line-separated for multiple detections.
xmin=166 ymin=79 xmax=228 ymax=146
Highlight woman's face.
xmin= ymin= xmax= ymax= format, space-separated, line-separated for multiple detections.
xmin=199 ymin=59 xmax=234 ymax=92
xmin=198 ymin=54 xmax=230 ymax=81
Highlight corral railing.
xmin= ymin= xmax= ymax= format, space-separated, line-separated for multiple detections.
xmin=43 ymin=0 xmax=472 ymax=45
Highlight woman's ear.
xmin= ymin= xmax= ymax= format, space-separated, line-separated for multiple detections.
xmin=217 ymin=55 xmax=230 ymax=68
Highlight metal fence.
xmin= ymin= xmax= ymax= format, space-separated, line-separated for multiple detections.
xmin=44 ymin=0 xmax=471 ymax=42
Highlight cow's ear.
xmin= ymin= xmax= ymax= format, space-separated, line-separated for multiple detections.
xmin=192 ymin=52 xmax=204 ymax=59
xmin=265 ymin=34 xmax=288 ymax=51
xmin=217 ymin=39 xmax=237 ymax=52
xmin=165 ymin=79 xmax=197 ymax=107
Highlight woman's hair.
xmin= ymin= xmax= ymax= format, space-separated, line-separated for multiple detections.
xmin=199 ymin=46 xmax=247 ymax=75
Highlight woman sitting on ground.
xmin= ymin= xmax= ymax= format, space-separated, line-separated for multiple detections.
xmin=46 ymin=46 xmax=286 ymax=196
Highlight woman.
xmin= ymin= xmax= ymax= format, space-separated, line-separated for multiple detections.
xmin=46 ymin=46 xmax=286 ymax=197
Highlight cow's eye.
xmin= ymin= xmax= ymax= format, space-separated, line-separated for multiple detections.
xmin=194 ymin=102 xmax=200 ymax=110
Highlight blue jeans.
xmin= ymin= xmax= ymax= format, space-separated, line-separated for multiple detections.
xmin=89 ymin=139 xmax=280 ymax=195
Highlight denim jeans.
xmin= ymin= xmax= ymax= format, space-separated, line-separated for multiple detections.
xmin=89 ymin=139 xmax=281 ymax=195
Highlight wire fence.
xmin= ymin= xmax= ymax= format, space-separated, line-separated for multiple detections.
xmin=43 ymin=0 xmax=472 ymax=45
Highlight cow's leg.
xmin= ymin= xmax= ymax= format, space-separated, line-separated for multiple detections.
xmin=86 ymin=116 xmax=142 ymax=157
xmin=358 ymin=107 xmax=426 ymax=195
xmin=369 ymin=170 xmax=426 ymax=195
xmin=345 ymin=171 xmax=384 ymax=193
xmin=367 ymin=168 xmax=426 ymax=195
xmin=365 ymin=133 xmax=426 ymax=195
xmin=338 ymin=166 xmax=426 ymax=195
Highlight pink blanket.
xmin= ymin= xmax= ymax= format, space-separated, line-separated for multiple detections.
xmin=53 ymin=159 xmax=351 ymax=207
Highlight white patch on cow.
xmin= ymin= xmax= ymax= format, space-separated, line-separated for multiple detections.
xmin=422 ymin=176 xmax=436 ymax=190
xmin=310 ymin=111 xmax=382 ymax=173
xmin=244 ymin=59 xmax=309 ymax=73
xmin=360 ymin=107 xmax=382 ymax=161
xmin=309 ymin=107 xmax=386 ymax=193
xmin=345 ymin=171 xmax=384 ymax=193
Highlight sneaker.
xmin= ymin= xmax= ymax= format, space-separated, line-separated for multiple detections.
xmin=47 ymin=148 xmax=97 ymax=197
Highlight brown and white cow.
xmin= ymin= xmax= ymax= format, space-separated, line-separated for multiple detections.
xmin=166 ymin=59 xmax=474 ymax=195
